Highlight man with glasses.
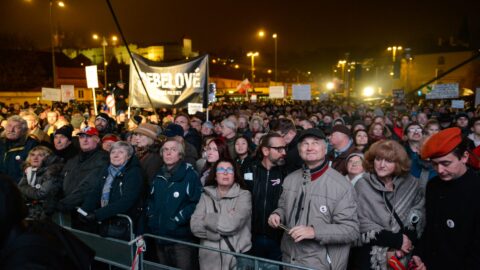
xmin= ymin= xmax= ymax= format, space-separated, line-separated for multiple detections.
xmin=146 ymin=138 xmax=202 ymax=269
xmin=248 ymin=133 xmax=288 ymax=261
xmin=404 ymin=123 xmax=435 ymax=186
xmin=268 ymin=128 xmax=359 ymax=269
xmin=412 ymin=127 xmax=480 ymax=270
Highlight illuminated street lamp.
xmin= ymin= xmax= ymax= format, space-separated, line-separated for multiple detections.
xmin=363 ymin=86 xmax=375 ymax=97
xmin=49 ymin=0 xmax=65 ymax=87
xmin=326 ymin=82 xmax=335 ymax=90
xmin=247 ymin=51 xmax=259 ymax=83
xmin=387 ymin=46 xmax=402 ymax=62
xmin=258 ymin=30 xmax=279 ymax=82
xmin=93 ymin=34 xmax=118 ymax=89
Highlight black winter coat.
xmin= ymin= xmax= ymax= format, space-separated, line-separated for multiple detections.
xmin=57 ymin=147 xmax=110 ymax=212
xmin=0 ymin=136 xmax=38 ymax=183
xmin=81 ymin=156 xmax=145 ymax=222
xmin=18 ymin=155 xmax=64 ymax=220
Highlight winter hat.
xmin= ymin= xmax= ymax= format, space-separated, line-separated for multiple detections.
xmin=134 ymin=123 xmax=160 ymax=140
xmin=163 ymin=123 xmax=184 ymax=138
xmin=54 ymin=125 xmax=73 ymax=141
xmin=331 ymin=125 xmax=352 ymax=138
xmin=421 ymin=127 xmax=462 ymax=160
xmin=102 ymin=134 xmax=120 ymax=143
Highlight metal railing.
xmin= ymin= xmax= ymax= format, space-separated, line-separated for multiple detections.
xmin=53 ymin=212 xmax=141 ymax=270
xmin=53 ymin=212 xmax=316 ymax=270
xmin=142 ymin=234 xmax=315 ymax=270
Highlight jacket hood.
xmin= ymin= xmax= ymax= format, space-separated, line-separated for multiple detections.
xmin=203 ymin=183 xmax=242 ymax=200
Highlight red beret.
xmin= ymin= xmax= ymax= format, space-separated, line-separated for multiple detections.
xmin=421 ymin=127 xmax=462 ymax=160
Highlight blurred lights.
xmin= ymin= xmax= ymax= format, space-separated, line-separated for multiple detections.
xmin=326 ymin=82 xmax=335 ymax=90
xmin=267 ymin=69 xmax=272 ymax=74
xmin=258 ymin=30 xmax=265 ymax=37
xmin=234 ymin=64 xmax=239 ymax=69
xmin=363 ymin=86 xmax=375 ymax=97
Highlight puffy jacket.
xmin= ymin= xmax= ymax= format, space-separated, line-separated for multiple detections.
xmin=146 ymin=161 xmax=202 ymax=243
xmin=81 ymin=156 xmax=145 ymax=222
xmin=0 ymin=136 xmax=38 ymax=183
xmin=273 ymin=166 xmax=359 ymax=270
xmin=191 ymin=184 xmax=252 ymax=270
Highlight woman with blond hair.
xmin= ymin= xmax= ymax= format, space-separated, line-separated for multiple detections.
xmin=353 ymin=140 xmax=425 ymax=270
xmin=18 ymin=146 xmax=64 ymax=220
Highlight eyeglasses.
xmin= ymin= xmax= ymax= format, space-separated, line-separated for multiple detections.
xmin=216 ymin=167 xmax=234 ymax=174
xmin=269 ymin=146 xmax=287 ymax=152
xmin=407 ymin=128 xmax=423 ymax=134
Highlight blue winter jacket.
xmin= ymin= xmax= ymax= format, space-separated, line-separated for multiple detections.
xmin=146 ymin=161 xmax=202 ymax=244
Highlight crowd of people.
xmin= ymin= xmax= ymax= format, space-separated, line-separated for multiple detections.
xmin=0 ymin=98 xmax=479 ymax=270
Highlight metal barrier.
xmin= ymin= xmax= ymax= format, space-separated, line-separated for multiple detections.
xmin=142 ymin=234 xmax=315 ymax=270
xmin=52 ymin=213 xmax=316 ymax=270
xmin=53 ymin=212 xmax=142 ymax=270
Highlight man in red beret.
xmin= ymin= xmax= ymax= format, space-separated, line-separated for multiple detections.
xmin=411 ymin=127 xmax=480 ymax=270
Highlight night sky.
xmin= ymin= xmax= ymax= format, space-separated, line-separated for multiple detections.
xmin=1 ymin=0 xmax=479 ymax=70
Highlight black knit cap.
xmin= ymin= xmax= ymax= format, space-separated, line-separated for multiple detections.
xmin=54 ymin=125 xmax=73 ymax=141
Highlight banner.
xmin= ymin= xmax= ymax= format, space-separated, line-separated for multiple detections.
xmin=292 ymin=84 xmax=311 ymax=100
xmin=269 ymin=86 xmax=285 ymax=98
xmin=41 ymin=87 xmax=61 ymax=101
xmin=85 ymin=65 xmax=99 ymax=89
xmin=425 ymin=83 xmax=459 ymax=99
xmin=129 ymin=54 xmax=208 ymax=108
xmin=61 ymin=85 xmax=75 ymax=102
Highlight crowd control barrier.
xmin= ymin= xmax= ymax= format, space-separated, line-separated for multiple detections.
xmin=53 ymin=212 xmax=144 ymax=270
xmin=142 ymin=233 xmax=315 ymax=270
xmin=53 ymin=213 xmax=317 ymax=270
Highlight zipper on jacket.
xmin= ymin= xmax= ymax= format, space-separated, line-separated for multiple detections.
xmin=262 ymin=170 xmax=270 ymax=233
xmin=306 ymin=200 xmax=311 ymax=224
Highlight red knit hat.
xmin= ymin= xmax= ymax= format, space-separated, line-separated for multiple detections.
xmin=102 ymin=134 xmax=120 ymax=143
xmin=421 ymin=127 xmax=462 ymax=160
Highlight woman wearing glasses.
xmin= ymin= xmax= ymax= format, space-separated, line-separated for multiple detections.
xmin=191 ymin=158 xmax=252 ymax=270
xmin=352 ymin=140 xmax=425 ymax=270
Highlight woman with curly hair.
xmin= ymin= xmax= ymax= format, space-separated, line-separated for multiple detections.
xmin=353 ymin=140 xmax=425 ymax=270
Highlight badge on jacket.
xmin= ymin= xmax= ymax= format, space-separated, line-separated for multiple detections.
xmin=173 ymin=191 xmax=179 ymax=198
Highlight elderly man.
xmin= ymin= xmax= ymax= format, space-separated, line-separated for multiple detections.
xmin=268 ymin=128 xmax=359 ymax=269
xmin=326 ymin=125 xmax=359 ymax=175
xmin=146 ymin=138 xmax=202 ymax=269
xmin=163 ymin=123 xmax=199 ymax=166
xmin=20 ymin=111 xmax=50 ymax=144
xmin=0 ymin=116 xmax=38 ymax=182
xmin=53 ymin=126 xmax=109 ymax=213
xmin=221 ymin=118 xmax=238 ymax=159
xmin=411 ymin=127 xmax=480 ymax=270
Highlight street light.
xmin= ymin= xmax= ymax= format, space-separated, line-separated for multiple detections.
xmin=92 ymin=34 xmax=117 ymax=90
xmin=387 ymin=46 xmax=402 ymax=62
xmin=258 ymin=30 xmax=279 ymax=82
xmin=49 ymin=0 xmax=65 ymax=88
xmin=246 ymin=51 xmax=259 ymax=83
xmin=272 ymin=33 xmax=278 ymax=82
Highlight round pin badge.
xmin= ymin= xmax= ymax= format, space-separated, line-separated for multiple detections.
xmin=173 ymin=191 xmax=179 ymax=198
xmin=35 ymin=184 xmax=41 ymax=189
xmin=320 ymin=205 xmax=328 ymax=213
xmin=15 ymin=155 xmax=21 ymax=161
xmin=446 ymin=219 xmax=455 ymax=228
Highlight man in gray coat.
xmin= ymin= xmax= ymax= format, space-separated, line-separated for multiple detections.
xmin=268 ymin=128 xmax=359 ymax=270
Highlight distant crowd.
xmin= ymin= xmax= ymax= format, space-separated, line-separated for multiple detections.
xmin=0 ymin=98 xmax=479 ymax=270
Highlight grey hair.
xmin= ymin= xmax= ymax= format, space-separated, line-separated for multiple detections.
xmin=7 ymin=115 xmax=28 ymax=134
xmin=110 ymin=141 xmax=134 ymax=158
xmin=160 ymin=138 xmax=185 ymax=160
